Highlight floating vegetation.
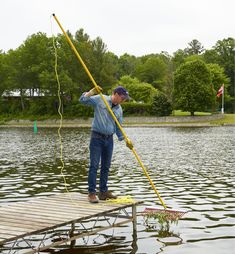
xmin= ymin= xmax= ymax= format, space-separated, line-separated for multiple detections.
xmin=142 ymin=208 xmax=187 ymax=237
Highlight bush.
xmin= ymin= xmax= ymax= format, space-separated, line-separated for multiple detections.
xmin=26 ymin=97 xmax=64 ymax=115
xmin=150 ymin=93 xmax=172 ymax=116
xmin=122 ymin=102 xmax=151 ymax=116
xmin=0 ymin=98 xmax=22 ymax=114
xmin=116 ymin=75 xmax=158 ymax=103
xmin=64 ymin=102 xmax=94 ymax=117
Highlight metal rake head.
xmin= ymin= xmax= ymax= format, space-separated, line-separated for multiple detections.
xmin=143 ymin=207 xmax=187 ymax=221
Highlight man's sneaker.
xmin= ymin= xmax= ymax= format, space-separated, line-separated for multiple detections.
xmin=98 ymin=191 xmax=117 ymax=200
xmin=88 ymin=193 xmax=99 ymax=203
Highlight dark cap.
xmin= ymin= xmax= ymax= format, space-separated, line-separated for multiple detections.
xmin=113 ymin=86 xmax=130 ymax=100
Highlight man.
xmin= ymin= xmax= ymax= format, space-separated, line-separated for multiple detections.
xmin=79 ymin=86 xmax=133 ymax=203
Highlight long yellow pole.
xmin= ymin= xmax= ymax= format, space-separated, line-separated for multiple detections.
xmin=52 ymin=14 xmax=167 ymax=209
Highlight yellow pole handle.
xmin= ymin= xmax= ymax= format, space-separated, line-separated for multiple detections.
xmin=52 ymin=14 xmax=167 ymax=209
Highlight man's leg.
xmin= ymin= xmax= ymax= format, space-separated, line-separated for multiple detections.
xmin=99 ymin=136 xmax=113 ymax=193
xmin=88 ymin=136 xmax=102 ymax=194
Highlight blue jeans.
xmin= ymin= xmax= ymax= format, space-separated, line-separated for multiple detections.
xmin=88 ymin=131 xmax=114 ymax=193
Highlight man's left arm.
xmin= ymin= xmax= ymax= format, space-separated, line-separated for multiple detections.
xmin=115 ymin=108 xmax=133 ymax=149
xmin=115 ymin=108 xmax=124 ymax=141
xmin=116 ymin=122 xmax=124 ymax=141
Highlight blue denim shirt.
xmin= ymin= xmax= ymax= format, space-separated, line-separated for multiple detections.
xmin=79 ymin=93 xmax=124 ymax=141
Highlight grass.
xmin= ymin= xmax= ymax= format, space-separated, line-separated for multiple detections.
xmin=210 ymin=114 xmax=235 ymax=125
xmin=172 ymin=110 xmax=212 ymax=116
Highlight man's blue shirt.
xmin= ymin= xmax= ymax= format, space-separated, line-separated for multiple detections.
xmin=79 ymin=93 xmax=124 ymax=140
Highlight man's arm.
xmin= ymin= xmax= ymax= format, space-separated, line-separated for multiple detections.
xmin=115 ymin=110 xmax=124 ymax=140
xmin=115 ymin=109 xmax=133 ymax=149
xmin=79 ymin=86 xmax=102 ymax=106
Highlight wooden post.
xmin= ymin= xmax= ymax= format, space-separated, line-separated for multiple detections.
xmin=70 ymin=222 xmax=76 ymax=248
xmin=132 ymin=205 xmax=137 ymax=236
xmin=131 ymin=205 xmax=138 ymax=253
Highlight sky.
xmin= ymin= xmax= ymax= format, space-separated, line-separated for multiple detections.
xmin=1 ymin=0 xmax=234 ymax=56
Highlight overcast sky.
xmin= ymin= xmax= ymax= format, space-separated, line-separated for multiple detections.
xmin=1 ymin=0 xmax=234 ymax=56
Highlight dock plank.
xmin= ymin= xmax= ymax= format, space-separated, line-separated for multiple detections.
xmin=0 ymin=220 xmax=47 ymax=230
xmin=0 ymin=204 xmax=94 ymax=218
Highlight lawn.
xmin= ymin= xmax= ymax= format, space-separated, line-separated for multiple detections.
xmin=172 ymin=110 xmax=212 ymax=116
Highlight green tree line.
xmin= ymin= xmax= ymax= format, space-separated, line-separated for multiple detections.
xmin=0 ymin=30 xmax=234 ymax=117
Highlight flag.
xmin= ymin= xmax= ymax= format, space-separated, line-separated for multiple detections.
xmin=217 ymin=85 xmax=224 ymax=97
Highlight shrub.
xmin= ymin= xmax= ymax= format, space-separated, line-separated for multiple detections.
xmin=122 ymin=102 xmax=151 ymax=116
xmin=64 ymin=102 xmax=94 ymax=117
xmin=115 ymin=75 xmax=158 ymax=103
xmin=150 ymin=93 xmax=172 ymax=116
xmin=0 ymin=98 xmax=22 ymax=114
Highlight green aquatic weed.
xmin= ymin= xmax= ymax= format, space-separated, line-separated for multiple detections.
xmin=144 ymin=210 xmax=180 ymax=233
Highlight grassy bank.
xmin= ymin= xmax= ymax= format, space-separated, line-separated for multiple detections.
xmin=0 ymin=113 xmax=234 ymax=127
xmin=209 ymin=114 xmax=235 ymax=125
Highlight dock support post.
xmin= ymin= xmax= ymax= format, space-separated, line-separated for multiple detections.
xmin=131 ymin=204 xmax=138 ymax=252
xmin=132 ymin=205 xmax=137 ymax=236
xmin=70 ymin=222 xmax=76 ymax=248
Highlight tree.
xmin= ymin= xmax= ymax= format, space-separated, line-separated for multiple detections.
xmin=55 ymin=32 xmax=88 ymax=98
xmin=91 ymin=38 xmax=118 ymax=90
xmin=157 ymin=52 xmax=174 ymax=102
xmin=172 ymin=49 xmax=187 ymax=70
xmin=91 ymin=37 xmax=107 ymax=84
xmin=12 ymin=33 xmax=53 ymax=94
xmin=213 ymin=38 xmax=235 ymax=102
xmin=117 ymin=53 xmax=139 ymax=78
xmin=207 ymin=64 xmax=229 ymax=91
xmin=99 ymin=51 xmax=119 ymax=90
xmin=203 ymin=49 xmax=219 ymax=64
xmin=173 ymin=60 xmax=212 ymax=115
xmin=135 ymin=55 xmax=167 ymax=87
xmin=185 ymin=39 xmax=205 ymax=55
xmin=117 ymin=75 xmax=157 ymax=103
xmin=203 ymin=37 xmax=235 ymax=112
xmin=172 ymin=40 xmax=204 ymax=69
xmin=6 ymin=47 xmax=29 ymax=111
xmin=73 ymin=30 xmax=118 ymax=93
xmin=207 ymin=63 xmax=230 ymax=112
xmin=0 ymin=51 xmax=8 ymax=96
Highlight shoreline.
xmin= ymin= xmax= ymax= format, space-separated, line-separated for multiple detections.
xmin=0 ymin=115 xmax=234 ymax=128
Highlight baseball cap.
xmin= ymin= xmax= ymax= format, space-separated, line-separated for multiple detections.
xmin=113 ymin=86 xmax=130 ymax=100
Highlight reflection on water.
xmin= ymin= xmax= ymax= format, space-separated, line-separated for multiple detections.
xmin=0 ymin=126 xmax=235 ymax=253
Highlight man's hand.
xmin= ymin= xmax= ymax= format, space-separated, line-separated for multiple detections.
xmin=126 ymin=138 xmax=133 ymax=150
xmin=86 ymin=86 xmax=103 ymax=97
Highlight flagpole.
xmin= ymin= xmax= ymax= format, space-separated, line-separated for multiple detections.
xmin=221 ymin=84 xmax=224 ymax=114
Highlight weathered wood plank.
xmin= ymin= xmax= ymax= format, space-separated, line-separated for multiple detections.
xmin=0 ymin=204 xmax=95 ymax=217
xmin=35 ymin=193 xmax=129 ymax=208
xmin=0 ymin=220 xmax=47 ymax=230
xmin=3 ymin=200 xmax=105 ymax=212
xmin=0 ymin=225 xmax=29 ymax=233
xmin=0 ymin=213 xmax=65 ymax=224
xmin=0 ymin=233 xmax=13 ymax=240
xmin=30 ymin=196 xmax=122 ymax=209
xmin=0 ymin=209 xmax=77 ymax=221
xmin=30 ymin=197 xmax=136 ymax=212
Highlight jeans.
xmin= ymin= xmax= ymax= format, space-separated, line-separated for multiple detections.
xmin=88 ymin=131 xmax=114 ymax=193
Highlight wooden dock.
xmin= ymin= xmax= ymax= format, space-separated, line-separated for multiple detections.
xmin=0 ymin=192 xmax=143 ymax=253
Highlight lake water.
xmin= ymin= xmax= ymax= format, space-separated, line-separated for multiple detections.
xmin=0 ymin=126 xmax=235 ymax=253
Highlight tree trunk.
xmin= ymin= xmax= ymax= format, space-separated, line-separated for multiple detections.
xmin=190 ymin=111 xmax=194 ymax=116
xmin=20 ymin=89 xmax=25 ymax=111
